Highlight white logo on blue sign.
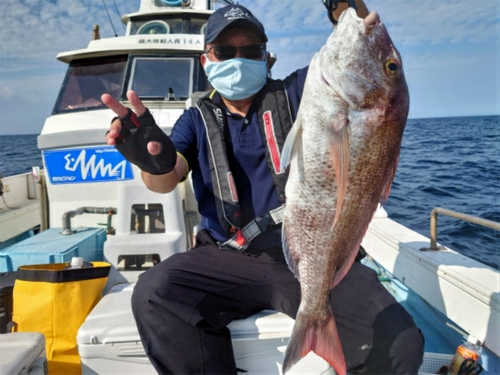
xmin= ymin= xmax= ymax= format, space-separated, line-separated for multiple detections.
xmin=43 ymin=146 xmax=134 ymax=184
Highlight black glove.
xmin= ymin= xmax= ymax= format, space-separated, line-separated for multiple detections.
xmin=114 ymin=108 xmax=177 ymax=175
xmin=323 ymin=0 xmax=356 ymax=24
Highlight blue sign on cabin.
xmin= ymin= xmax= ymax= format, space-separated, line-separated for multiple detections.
xmin=43 ymin=146 xmax=134 ymax=184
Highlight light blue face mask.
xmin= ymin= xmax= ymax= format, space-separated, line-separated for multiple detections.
xmin=204 ymin=54 xmax=268 ymax=100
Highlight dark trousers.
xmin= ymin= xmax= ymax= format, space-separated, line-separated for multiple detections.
xmin=131 ymin=230 xmax=424 ymax=375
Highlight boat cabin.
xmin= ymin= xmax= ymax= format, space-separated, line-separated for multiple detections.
xmin=53 ymin=0 xmax=212 ymax=115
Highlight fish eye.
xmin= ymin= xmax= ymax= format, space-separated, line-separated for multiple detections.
xmin=385 ymin=59 xmax=399 ymax=75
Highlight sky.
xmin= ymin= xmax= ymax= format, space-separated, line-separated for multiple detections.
xmin=0 ymin=0 xmax=498 ymax=135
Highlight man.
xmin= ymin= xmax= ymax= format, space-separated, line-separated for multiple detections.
xmin=104 ymin=2 xmax=424 ymax=374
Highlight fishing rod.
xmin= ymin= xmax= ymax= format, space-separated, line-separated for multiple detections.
xmin=111 ymin=0 xmax=126 ymax=32
xmin=101 ymin=0 xmax=118 ymax=37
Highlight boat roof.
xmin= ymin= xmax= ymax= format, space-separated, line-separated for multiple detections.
xmin=57 ymin=6 xmax=213 ymax=63
xmin=56 ymin=34 xmax=206 ymax=63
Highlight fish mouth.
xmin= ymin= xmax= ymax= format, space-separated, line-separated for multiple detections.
xmin=339 ymin=8 xmax=382 ymax=36
xmin=363 ymin=12 xmax=381 ymax=34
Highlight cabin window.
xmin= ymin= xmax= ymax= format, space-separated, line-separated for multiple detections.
xmin=129 ymin=57 xmax=194 ymax=100
xmin=54 ymin=57 xmax=127 ymax=114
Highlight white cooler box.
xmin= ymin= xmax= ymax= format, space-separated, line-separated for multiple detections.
xmin=77 ymin=283 xmax=335 ymax=375
xmin=0 ymin=332 xmax=47 ymax=375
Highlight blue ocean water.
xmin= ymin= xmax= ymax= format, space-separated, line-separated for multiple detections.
xmin=0 ymin=134 xmax=42 ymax=177
xmin=383 ymin=115 xmax=499 ymax=270
xmin=0 ymin=115 xmax=498 ymax=269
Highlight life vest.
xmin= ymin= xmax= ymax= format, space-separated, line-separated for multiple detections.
xmin=195 ymin=79 xmax=294 ymax=238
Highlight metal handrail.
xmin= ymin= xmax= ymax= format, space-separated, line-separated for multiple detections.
xmin=424 ymin=207 xmax=500 ymax=251
xmin=61 ymin=207 xmax=117 ymax=235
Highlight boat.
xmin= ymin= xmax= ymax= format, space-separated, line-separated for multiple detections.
xmin=0 ymin=0 xmax=499 ymax=374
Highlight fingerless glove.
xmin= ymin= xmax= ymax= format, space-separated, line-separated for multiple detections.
xmin=114 ymin=108 xmax=177 ymax=175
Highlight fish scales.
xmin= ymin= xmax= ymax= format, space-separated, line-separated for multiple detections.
xmin=280 ymin=8 xmax=409 ymax=375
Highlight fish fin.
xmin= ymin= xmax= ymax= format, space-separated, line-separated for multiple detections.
xmin=280 ymin=115 xmax=303 ymax=171
xmin=282 ymin=309 xmax=346 ymax=375
xmin=282 ymin=220 xmax=300 ymax=281
xmin=328 ymin=117 xmax=350 ymax=227
xmin=379 ymin=152 xmax=400 ymax=204
xmin=331 ymin=246 xmax=359 ymax=289
xmin=331 ymin=199 xmax=382 ymax=289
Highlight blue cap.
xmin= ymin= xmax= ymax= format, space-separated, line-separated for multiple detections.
xmin=204 ymin=4 xmax=268 ymax=44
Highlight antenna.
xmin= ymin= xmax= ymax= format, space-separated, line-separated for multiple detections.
xmin=112 ymin=0 xmax=126 ymax=32
xmin=101 ymin=0 xmax=118 ymax=37
xmin=211 ymin=0 xmax=234 ymax=8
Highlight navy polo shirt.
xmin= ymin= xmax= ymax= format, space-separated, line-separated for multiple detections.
xmin=169 ymin=67 xmax=308 ymax=249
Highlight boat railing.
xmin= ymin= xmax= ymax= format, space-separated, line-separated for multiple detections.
xmin=422 ymin=207 xmax=500 ymax=251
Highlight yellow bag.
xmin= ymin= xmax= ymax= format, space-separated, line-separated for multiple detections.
xmin=12 ymin=262 xmax=110 ymax=375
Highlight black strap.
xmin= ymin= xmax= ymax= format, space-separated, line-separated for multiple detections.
xmin=197 ymin=96 xmax=241 ymax=233
xmin=221 ymin=205 xmax=285 ymax=251
xmin=255 ymin=80 xmax=292 ymax=204
xmin=16 ymin=264 xmax=110 ymax=283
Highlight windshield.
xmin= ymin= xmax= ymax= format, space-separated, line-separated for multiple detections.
xmin=129 ymin=57 xmax=194 ymax=100
xmin=54 ymin=57 xmax=127 ymax=114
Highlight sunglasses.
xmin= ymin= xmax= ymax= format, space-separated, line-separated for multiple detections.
xmin=204 ymin=44 xmax=266 ymax=61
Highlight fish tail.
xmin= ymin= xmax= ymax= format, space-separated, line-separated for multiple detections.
xmin=282 ymin=309 xmax=346 ymax=375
